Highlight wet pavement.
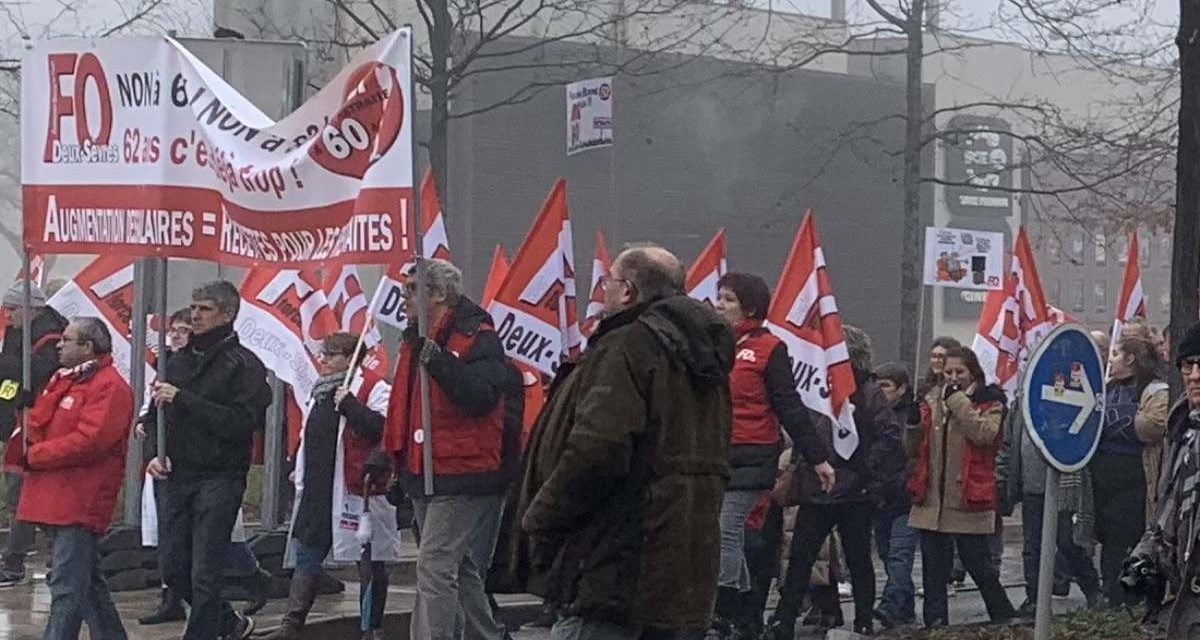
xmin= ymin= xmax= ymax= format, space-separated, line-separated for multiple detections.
xmin=0 ymin=510 xmax=1093 ymax=639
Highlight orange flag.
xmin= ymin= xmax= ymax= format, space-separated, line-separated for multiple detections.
xmin=581 ymin=230 xmax=611 ymax=340
xmin=481 ymin=245 xmax=509 ymax=308
xmin=685 ymin=229 xmax=727 ymax=306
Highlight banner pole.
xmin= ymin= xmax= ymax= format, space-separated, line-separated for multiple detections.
xmin=155 ymin=257 xmax=168 ymax=469
xmin=19 ymin=249 xmax=31 ymax=457
xmin=125 ymin=259 xmax=149 ymax=525
xmin=406 ymin=28 xmax=436 ymax=498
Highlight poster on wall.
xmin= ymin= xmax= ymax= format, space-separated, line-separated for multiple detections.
xmin=923 ymin=226 xmax=1005 ymax=290
xmin=566 ymin=77 xmax=613 ymax=155
xmin=22 ymin=28 xmax=415 ymax=267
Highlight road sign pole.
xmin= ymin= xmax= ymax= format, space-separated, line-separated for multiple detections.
xmin=1034 ymin=467 xmax=1060 ymax=640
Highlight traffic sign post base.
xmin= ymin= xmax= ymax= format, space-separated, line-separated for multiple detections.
xmin=1034 ymin=468 xmax=1060 ymax=640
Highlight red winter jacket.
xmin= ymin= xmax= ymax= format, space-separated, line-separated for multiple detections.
xmin=339 ymin=370 xmax=391 ymax=497
xmin=384 ymin=298 xmax=521 ymax=496
xmin=16 ymin=356 xmax=134 ymax=534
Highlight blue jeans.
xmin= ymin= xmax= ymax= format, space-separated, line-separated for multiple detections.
xmin=873 ymin=511 xmax=917 ymax=623
xmin=160 ymin=476 xmax=246 ymax=640
xmin=1021 ymin=492 xmax=1100 ymax=602
xmin=43 ymin=526 xmax=127 ymax=640
xmin=718 ymin=490 xmax=760 ymax=591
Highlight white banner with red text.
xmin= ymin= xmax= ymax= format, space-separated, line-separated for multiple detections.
xmin=22 ymin=29 xmax=415 ymax=267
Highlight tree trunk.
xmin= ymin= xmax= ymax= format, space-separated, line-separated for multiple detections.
xmin=426 ymin=0 xmax=452 ymax=208
xmin=898 ymin=0 xmax=926 ymax=369
xmin=1173 ymin=0 xmax=1200 ymax=394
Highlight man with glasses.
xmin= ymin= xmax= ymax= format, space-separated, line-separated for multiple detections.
xmin=145 ymin=281 xmax=271 ymax=640
xmin=1128 ymin=323 xmax=1200 ymax=638
xmin=0 ymin=280 xmax=67 ymax=586
xmin=13 ymin=317 xmax=133 ymax=640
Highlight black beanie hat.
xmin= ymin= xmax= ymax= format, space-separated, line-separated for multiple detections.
xmin=1176 ymin=322 xmax=1200 ymax=367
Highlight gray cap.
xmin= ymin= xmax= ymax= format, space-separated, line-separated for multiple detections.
xmin=1 ymin=280 xmax=47 ymax=309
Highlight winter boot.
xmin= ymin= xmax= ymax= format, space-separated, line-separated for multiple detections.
xmin=259 ymin=573 xmax=320 ymax=640
xmin=138 ymin=586 xmax=186 ymax=625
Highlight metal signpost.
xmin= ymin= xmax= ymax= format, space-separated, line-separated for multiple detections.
xmin=1020 ymin=323 xmax=1106 ymax=640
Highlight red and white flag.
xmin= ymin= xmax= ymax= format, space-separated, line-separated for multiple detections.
xmin=581 ymin=230 xmax=611 ymax=340
xmin=46 ymin=255 xmax=150 ymax=389
xmin=322 ymin=265 xmax=388 ymax=376
xmin=237 ymin=268 xmax=340 ymax=400
xmin=1110 ymin=231 xmax=1146 ymax=349
xmin=367 ymin=169 xmax=451 ymax=330
xmin=972 ymin=227 xmax=1054 ymax=398
xmin=765 ymin=211 xmax=859 ymax=459
xmin=686 ymin=229 xmax=727 ymax=306
xmin=488 ymin=179 xmax=580 ymax=376
xmin=481 ymin=245 xmax=509 ymax=309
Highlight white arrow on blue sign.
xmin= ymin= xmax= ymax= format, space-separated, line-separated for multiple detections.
xmin=1020 ymin=323 xmax=1107 ymax=473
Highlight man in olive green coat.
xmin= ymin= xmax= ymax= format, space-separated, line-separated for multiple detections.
xmin=489 ymin=245 xmax=734 ymax=638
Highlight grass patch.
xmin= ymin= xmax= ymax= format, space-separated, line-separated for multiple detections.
xmin=895 ymin=609 xmax=1157 ymax=640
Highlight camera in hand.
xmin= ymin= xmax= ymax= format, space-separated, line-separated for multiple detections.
xmin=1121 ymin=554 xmax=1167 ymax=623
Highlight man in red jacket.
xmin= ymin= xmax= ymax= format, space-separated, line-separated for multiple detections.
xmin=16 ymin=317 xmax=134 ymax=640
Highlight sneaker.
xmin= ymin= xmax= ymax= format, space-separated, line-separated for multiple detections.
xmin=0 ymin=569 xmax=27 ymax=588
xmin=837 ymin=581 xmax=852 ymax=597
xmin=1052 ymin=579 xmax=1071 ymax=597
xmin=223 ymin=612 xmax=254 ymax=640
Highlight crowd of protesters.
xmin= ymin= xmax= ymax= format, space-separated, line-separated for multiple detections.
xmin=4 ymin=253 xmax=1200 ymax=640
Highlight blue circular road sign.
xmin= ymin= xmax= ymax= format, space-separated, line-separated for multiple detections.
xmin=1020 ymin=323 xmax=1106 ymax=473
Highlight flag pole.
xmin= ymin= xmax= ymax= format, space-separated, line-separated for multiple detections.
xmin=156 ymin=257 xmax=168 ymax=468
xmin=406 ymin=28 xmax=436 ymax=498
xmin=19 ymin=249 xmax=31 ymax=457
xmin=913 ymin=284 xmax=927 ymax=382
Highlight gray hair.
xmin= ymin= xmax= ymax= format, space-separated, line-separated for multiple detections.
xmin=72 ymin=317 xmax=112 ymax=355
xmin=616 ymin=244 xmax=685 ymax=303
xmin=407 ymin=258 xmax=464 ymax=303
xmin=192 ymin=280 xmax=241 ymax=316
xmin=842 ymin=324 xmax=874 ymax=377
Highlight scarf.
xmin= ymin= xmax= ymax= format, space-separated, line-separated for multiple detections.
xmin=188 ymin=323 xmax=234 ymax=353
xmin=733 ymin=319 xmax=762 ymax=343
xmin=310 ymin=371 xmax=344 ymax=402
xmin=1058 ymin=469 xmax=1095 ymax=547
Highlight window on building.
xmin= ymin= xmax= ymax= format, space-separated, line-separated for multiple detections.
xmin=1049 ymin=280 xmax=1061 ymax=306
xmin=1049 ymin=236 xmax=1062 ymax=265
xmin=1160 ymin=235 xmax=1172 ymax=269
xmin=1094 ymin=280 xmax=1107 ymax=314
xmin=1141 ymin=234 xmax=1152 ymax=266
xmin=1161 ymin=290 xmax=1171 ymax=315
xmin=1116 ymin=234 xmax=1128 ymax=265
xmin=1071 ymin=279 xmax=1085 ymax=312
xmin=1071 ymin=232 xmax=1085 ymax=264
xmin=1094 ymin=233 xmax=1107 ymax=266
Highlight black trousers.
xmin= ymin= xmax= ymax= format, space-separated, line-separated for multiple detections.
xmin=919 ymin=530 xmax=1016 ymax=626
xmin=160 ymin=476 xmax=246 ymax=640
xmin=775 ymin=502 xmax=875 ymax=627
xmin=1092 ymin=450 xmax=1146 ymax=606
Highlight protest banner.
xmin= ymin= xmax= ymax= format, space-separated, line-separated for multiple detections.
xmin=922 ymin=226 xmax=1005 ymax=290
xmin=487 ymin=179 xmax=580 ymax=375
xmin=46 ymin=255 xmax=152 ymax=389
xmin=686 ymin=228 xmax=727 ymax=306
xmin=22 ymin=29 xmax=415 ymax=267
xmin=972 ymin=227 xmax=1054 ymax=397
xmin=367 ymin=169 xmax=447 ymax=330
xmin=765 ymin=211 xmax=858 ymax=459
xmin=1111 ymin=231 xmax=1147 ymax=350
xmin=581 ymin=230 xmax=610 ymax=340
xmin=567 ymin=77 xmax=613 ymax=155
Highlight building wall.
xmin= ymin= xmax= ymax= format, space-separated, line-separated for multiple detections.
xmin=443 ymin=38 xmax=920 ymax=361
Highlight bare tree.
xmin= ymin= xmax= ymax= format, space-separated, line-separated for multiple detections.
xmin=1173 ymin=0 xmax=1199 ymax=366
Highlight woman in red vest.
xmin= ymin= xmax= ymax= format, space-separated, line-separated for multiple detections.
xmin=709 ymin=272 xmax=835 ymax=639
xmin=907 ymin=346 xmax=1017 ymax=627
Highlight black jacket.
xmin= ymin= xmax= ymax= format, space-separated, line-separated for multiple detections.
xmin=0 ymin=307 xmax=68 ymax=440
xmin=156 ymin=324 xmax=271 ymax=481
xmin=877 ymin=392 xmax=916 ymax=517
xmin=729 ymin=340 xmax=828 ymax=491
xmin=794 ymin=376 xmax=902 ymax=505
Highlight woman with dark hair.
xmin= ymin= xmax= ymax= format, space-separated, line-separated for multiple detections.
xmin=919 ymin=337 xmax=963 ymax=398
xmin=708 ymin=272 xmax=835 ymax=640
xmin=1092 ymin=334 xmax=1168 ymax=607
xmin=908 ymin=346 xmax=1016 ymax=627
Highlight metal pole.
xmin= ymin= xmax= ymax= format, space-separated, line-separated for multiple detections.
xmin=1034 ymin=467 xmax=1061 ymax=640
xmin=262 ymin=374 xmax=285 ymax=530
xmin=19 ymin=250 xmax=31 ymax=456
xmin=125 ymin=259 xmax=149 ymax=525
xmin=408 ymin=28 xmax=435 ymax=497
xmin=155 ymin=258 xmax=168 ymax=469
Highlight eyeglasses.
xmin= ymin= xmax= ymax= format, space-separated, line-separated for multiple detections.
xmin=168 ymin=326 xmax=192 ymax=335
xmin=57 ymin=336 xmax=89 ymax=346
xmin=1181 ymin=359 xmax=1200 ymax=375
xmin=601 ymin=275 xmax=635 ymax=290
xmin=320 ymin=350 xmax=350 ymax=359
